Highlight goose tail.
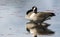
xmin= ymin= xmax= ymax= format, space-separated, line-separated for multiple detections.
xmin=50 ymin=13 xmax=55 ymax=16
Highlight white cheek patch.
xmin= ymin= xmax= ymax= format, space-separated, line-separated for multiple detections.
xmin=33 ymin=8 xmax=36 ymax=10
xmin=30 ymin=13 xmax=36 ymax=19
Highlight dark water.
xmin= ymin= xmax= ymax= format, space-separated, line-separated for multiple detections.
xmin=0 ymin=0 xmax=60 ymax=37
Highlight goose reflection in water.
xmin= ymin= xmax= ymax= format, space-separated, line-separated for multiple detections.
xmin=26 ymin=22 xmax=55 ymax=37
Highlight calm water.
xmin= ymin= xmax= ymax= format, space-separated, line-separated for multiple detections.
xmin=0 ymin=0 xmax=60 ymax=37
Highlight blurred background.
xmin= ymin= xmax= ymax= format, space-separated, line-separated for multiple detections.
xmin=0 ymin=0 xmax=60 ymax=37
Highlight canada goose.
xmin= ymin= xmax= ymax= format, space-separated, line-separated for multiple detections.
xmin=25 ymin=6 xmax=55 ymax=24
xmin=26 ymin=22 xmax=54 ymax=37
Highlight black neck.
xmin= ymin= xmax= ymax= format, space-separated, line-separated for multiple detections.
xmin=26 ymin=9 xmax=33 ymax=15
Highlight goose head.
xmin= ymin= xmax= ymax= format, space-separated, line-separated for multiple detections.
xmin=32 ymin=6 xmax=37 ymax=14
xmin=26 ymin=6 xmax=37 ymax=15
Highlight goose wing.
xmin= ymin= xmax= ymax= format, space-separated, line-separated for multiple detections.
xmin=36 ymin=12 xmax=55 ymax=22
